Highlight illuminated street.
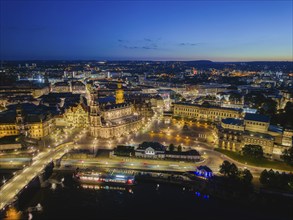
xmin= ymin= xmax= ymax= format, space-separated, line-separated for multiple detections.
xmin=0 ymin=127 xmax=88 ymax=211
xmin=0 ymin=108 xmax=286 ymax=211
xmin=57 ymin=111 xmax=268 ymax=178
xmin=1 ymin=1 xmax=292 ymax=219
xmin=0 ymin=143 xmax=75 ymax=211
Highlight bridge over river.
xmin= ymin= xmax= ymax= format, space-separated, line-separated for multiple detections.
xmin=0 ymin=142 xmax=74 ymax=211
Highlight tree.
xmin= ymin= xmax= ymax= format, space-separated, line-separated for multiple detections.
xmin=219 ymin=160 xmax=239 ymax=178
xmin=285 ymin=101 xmax=293 ymax=113
xmin=259 ymin=169 xmax=293 ymax=190
xmin=169 ymin=143 xmax=175 ymax=152
xmin=271 ymin=101 xmax=293 ymax=129
xmin=281 ymin=147 xmax=293 ymax=165
xmin=228 ymin=163 xmax=239 ymax=178
xmin=244 ymin=92 xmax=266 ymax=109
xmin=241 ymin=169 xmax=253 ymax=184
xmin=260 ymin=169 xmax=278 ymax=186
xmin=219 ymin=160 xmax=231 ymax=176
xmin=242 ymin=145 xmax=263 ymax=159
xmin=267 ymin=169 xmax=279 ymax=186
xmin=260 ymin=169 xmax=269 ymax=185
xmin=259 ymin=99 xmax=277 ymax=116
xmin=177 ymin=145 xmax=182 ymax=152
xmin=174 ymin=93 xmax=183 ymax=101
xmin=202 ymin=101 xmax=211 ymax=107
xmin=229 ymin=92 xmax=242 ymax=103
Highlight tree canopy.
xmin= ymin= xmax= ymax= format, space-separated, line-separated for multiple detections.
xmin=271 ymin=102 xmax=293 ymax=129
xmin=219 ymin=160 xmax=239 ymax=178
xmin=244 ymin=92 xmax=277 ymax=115
xmin=219 ymin=160 xmax=253 ymax=185
xmin=281 ymin=147 xmax=293 ymax=166
xmin=241 ymin=169 xmax=253 ymax=184
xmin=260 ymin=169 xmax=293 ymax=191
xmin=169 ymin=143 xmax=175 ymax=152
xmin=242 ymin=145 xmax=264 ymax=159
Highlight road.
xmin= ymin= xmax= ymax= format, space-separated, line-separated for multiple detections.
xmin=60 ymin=156 xmax=203 ymax=173
xmin=64 ymin=110 xmax=265 ymax=176
xmin=1 ymin=107 xmax=287 ymax=212
xmin=0 ymin=126 xmax=88 ymax=211
xmin=0 ymin=142 xmax=74 ymax=211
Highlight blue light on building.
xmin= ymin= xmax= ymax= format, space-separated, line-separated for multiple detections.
xmin=194 ymin=166 xmax=213 ymax=179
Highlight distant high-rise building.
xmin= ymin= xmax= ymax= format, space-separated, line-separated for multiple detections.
xmin=64 ymin=71 xmax=68 ymax=79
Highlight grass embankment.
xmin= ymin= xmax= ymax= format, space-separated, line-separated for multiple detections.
xmin=215 ymin=148 xmax=293 ymax=171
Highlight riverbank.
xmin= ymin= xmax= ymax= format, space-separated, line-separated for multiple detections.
xmin=215 ymin=148 xmax=293 ymax=171
xmin=2 ymin=168 xmax=293 ymax=220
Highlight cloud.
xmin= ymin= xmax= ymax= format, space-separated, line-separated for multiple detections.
xmin=123 ymin=45 xmax=158 ymax=50
xmin=118 ymin=38 xmax=159 ymax=50
xmin=123 ymin=45 xmax=139 ymax=49
xmin=142 ymin=46 xmax=157 ymax=50
xmin=118 ymin=39 xmax=129 ymax=43
xmin=179 ymin=42 xmax=201 ymax=46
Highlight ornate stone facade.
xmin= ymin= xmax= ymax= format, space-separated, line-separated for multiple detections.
xmin=89 ymin=82 xmax=142 ymax=139
xmin=115 ymin=81 xmax=125 ymax=104
xmin=173 ymin=102 xmax=242 ymax=122
xmin=0 ymin=103 xmax=55 ymax=139
xmin=64 ymin=101 xmax=89 ymax=128
xmin=89 ymin=102 xmax=142 ymax=139
xmin=217 ymin=114 xmax=285 ymax=155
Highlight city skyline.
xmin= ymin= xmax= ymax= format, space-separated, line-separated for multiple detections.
xmin=1 ymin=0 xmax=292 ymax=61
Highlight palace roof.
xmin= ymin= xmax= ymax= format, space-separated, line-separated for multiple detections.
xmin=244 ymin=113 xmax=270 ymax=123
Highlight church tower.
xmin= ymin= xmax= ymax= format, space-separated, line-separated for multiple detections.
xmin=115 ymin=79 xmax=124 ymax=104
xmin=16 ymin=103 xmax=23 ymax=124
xmin=15 ymin=103 xmax=26 ymax=136
xmin=89 ymin=96 xmax=101 ymax=137
xmin=89 ymin=91 xmax=99 ymax=106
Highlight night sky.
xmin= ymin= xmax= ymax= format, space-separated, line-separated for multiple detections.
xmin=1 ymin=0 xmax=292 ymax=61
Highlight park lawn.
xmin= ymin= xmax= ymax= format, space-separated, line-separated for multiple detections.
xmin=215 ymin=148 xmax=293 ymax=171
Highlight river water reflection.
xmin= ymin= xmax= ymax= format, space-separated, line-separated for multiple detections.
xmin=2 ymin=171 xmax=293 ymax=220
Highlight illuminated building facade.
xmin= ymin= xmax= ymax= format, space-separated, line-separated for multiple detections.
xmin=217 ymin=113 xmax=288 ymax=155
xmin=282 ymin=129 xmax=293 ymax=147
xmin=64 ymin=97 xmax=89 ymax=128
xmin=0 ymin=103 xmax=55 ymax=139
xmin=89 ymin=82 xmax=142 ymax=139
xmin=173 ymin=102 xmax=242 ymax=122
xmin=115 ymin=80 xmax=125 ymax=104
xmin=52 ymin=82 xmax=71 ymax=93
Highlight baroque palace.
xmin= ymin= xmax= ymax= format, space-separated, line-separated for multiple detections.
xmin=63 ymin=96 xmax=89 ymax=128
xmin=0 ymin=80 xmax=143 ymax=140
xmin=88 ymin=80 xmax=142 ymax=138
xmin=172 ymin=102 xmax=292 ymax=156
xmin=0 ymin=103 xmax=55 ymax=139
xmin=173 ymin=102 xmax=242 ymax=121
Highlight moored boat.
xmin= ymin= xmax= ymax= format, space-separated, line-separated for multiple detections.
xmin=74 ymin=171 xmax=135 ymax=185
